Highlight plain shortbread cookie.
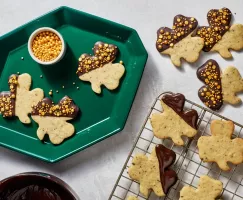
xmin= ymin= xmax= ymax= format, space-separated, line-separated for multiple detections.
xmin=198 ymin=120 xmax=243 ymax=171
xmin=179 ymin=175 xmax=223 ymax=200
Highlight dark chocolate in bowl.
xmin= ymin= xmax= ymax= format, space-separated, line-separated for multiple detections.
xmin=0 ymin=172 xmax=78 ymax=200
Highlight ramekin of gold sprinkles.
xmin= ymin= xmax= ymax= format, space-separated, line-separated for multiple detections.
xmin=28 ymin=27 xmax=66 ymax=65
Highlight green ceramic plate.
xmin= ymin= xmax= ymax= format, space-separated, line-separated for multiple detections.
xmin=0 ymin=6 xmax=147 ymax=162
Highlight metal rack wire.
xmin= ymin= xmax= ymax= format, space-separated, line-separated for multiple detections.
xmin=108 ymin=92 xmax=243 ymax=200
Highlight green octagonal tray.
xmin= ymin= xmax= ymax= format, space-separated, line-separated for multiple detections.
xmin=0 ymin=6 xmax=147 ymax=162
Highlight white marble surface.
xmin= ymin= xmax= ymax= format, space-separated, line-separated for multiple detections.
xmin=1 ymin=0 xmax=243 ymax=199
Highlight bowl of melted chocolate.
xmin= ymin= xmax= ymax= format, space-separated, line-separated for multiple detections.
xmin=0 ymin=172 xmax=78 ymax=200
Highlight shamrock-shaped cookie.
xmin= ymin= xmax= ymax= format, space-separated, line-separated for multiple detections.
xmin=127 ymin=197 xmax=138 ymax=200
xmin=221 ymin=66 xmax=243 ymax=104
xmin=0 ymin=73 xmax=44 ymax=124
xmin=31 ymin=96 xmax=79 ymax=145
xmin=197 ymin=59 xmax=243 ymax=110
xmin=128 ymin=145 xmax=177 ymax=197
xmin=156 ymin=15 xmax=204 ymax=67
xmin=193 ymin=7 xmax=243 ymax=58
xmin=76 ymin=42 xmax=125 ymax=94
xmin=198 ymin=120 xmax=243 ymax=170
xmin=151 ymin=93 xmax=198 ymax=145
xmin=179 ymin=175 xmax=223 ymax=200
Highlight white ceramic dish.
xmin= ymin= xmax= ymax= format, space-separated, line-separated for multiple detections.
xmin=28 ymin=27 xmax=66 ymax=65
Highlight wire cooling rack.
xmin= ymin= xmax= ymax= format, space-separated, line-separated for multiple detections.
xmin=108 ymin=92 xmax=243 ymax=200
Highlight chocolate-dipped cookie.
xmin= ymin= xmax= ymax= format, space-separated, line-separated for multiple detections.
xmin=0 ymin=75 xmax=18 ymax=117
xmin=197 ymin=59 xmax=223 ymax=110
xmin=128 ymin=144 xmax=177 ymax=197
xmin=76 ymin=42 xmax=125 ymax=94
xmin=0 ymin=73 xmax=44 ymax=124
xmin=151 ymin=93 xmax=198 ymax=145
xmin=197 ymin=59 xmax=243 ymax=110
xmin=156 ymin=15 xmax=204 ymax=67
xmin=31 ymin=96 xmax=80 ymax=145
xmin=193 ymin=8 xmax=243 ymax=58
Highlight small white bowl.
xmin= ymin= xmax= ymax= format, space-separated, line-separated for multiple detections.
xmin=28 ymin=27 xmax=66 ymax=65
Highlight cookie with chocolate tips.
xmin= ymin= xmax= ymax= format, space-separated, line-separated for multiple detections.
xmin=128 ymin=144 xmax=177 ymax=197
xmin=193 ymin=7 xmax=243 ymax=58
xmin=156 ymin=15 xmax=204 ymax=67
xmin=197 ymin=59 xmax=243 ymax=110
xmin=0 ymin=73 xmax=44 ymax=124
xmin=31 ymin=96 xmax=79 ymax=145
xmin=151 ymin=93 xmax=198 ymax=145
xmin=76 ymin=42 xmax=125 ymax=94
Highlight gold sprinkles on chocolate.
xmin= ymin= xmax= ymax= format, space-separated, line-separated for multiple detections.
xmin=197 ymin=60 xmax=223 ymax=110
xmin=156 ymin=15 xmax=198 ymax=52
xmin=193 ymin=8 xmax=232 ymax=51
xmin=0 ymin=75 xmax=18 ymax=117
xmin=77 ymin=42 xmax=118 ymax=76
xmin=32 ymin=96 xmax=79 ymax=118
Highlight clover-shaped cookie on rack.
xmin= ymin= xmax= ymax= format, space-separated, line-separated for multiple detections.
xmin=0 ymin=73 xmax=44 ymax=124
xmin=198 ymin=120 xmax=243 ymax=171
xmin=156 ymin=15 xmax=204 ymax=67
xmin=128 ymin=144 xmax=177 ymax=197
xmin=127 ymin=197 xmax=137 ymax=200
xmin=193 ymin=7 xmax=243 ymax=58
xmin=31 ymin=96 xmax=79 ymax=145
xmin=151 ymin=93 xmax=199 ymax=145
xmin=197 ymin=59 xmax=243 ymax=110
xmin=76 ymin=42 xmax=125 ymax=94
xmin=179 ymin=175 xmax=223 ymax=200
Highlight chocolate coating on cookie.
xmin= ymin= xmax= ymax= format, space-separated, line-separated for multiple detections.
xmin=162 ymin=93 xmax=198 ymax=129
xmin=0 ymin=74 xmax=18 ymax=117
xmin=192 ymin=7 xmax=232 ymax=51
xmin=197 ymin=59 xmax=223 ymax=110
xmin=156 ymin=15 xmax=198 ymax=52
xmin=155 ymin=144 xmax=177 ymax=194
xmin=76 ymin=42 xmax=118 ymax=76
xmin=32 ymin=96 xmax=79 ymax=118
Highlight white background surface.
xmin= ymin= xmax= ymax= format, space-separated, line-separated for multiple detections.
xmin=1 ymin=0 xmax=243 ymax=199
